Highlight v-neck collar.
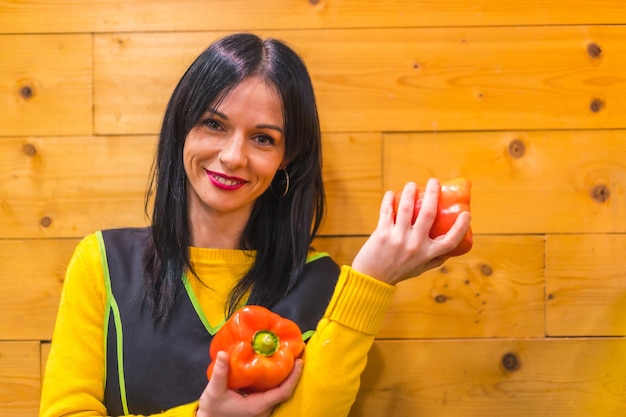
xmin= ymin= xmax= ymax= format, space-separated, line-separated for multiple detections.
xmin=182 ymin=272 xmax=226 ymax=335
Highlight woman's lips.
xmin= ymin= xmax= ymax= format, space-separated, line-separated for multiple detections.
xmin=206 ymin=170 xmax=247 ymax=190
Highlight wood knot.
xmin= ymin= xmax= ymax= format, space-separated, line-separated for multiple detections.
xmin=23 ymin=143 xmax=37 ymax=156
xmin=16 ymin=79 xmax=38 ymax=100
xmin=480 ymin=264 xmax=493 ymax=276
xmin=590 ymin=184 xmax=610 ymax=203
xmin=18 ymin=85 xmax=35 ymax=100
xmin=308 ymin=0 xmax=320 ymax=4
xmin=21 ymin=85 xmax=35 ymax=99
xmin=590 ymin=98 xmax=605 ymax=113
xmin=40 ymin=216 xmax=52 ymax=228
xmin=501 ymin=352 xmax=520 ymax=372
xmin=587 ymin=42 xmax=603 ymax=59
xmin=508 ymin=139 xmax=526 ymax=158
xmin=439 ymin=266 xmax=449 ymax=274
xmin=434 ymin=294 xmax=447 ymax=303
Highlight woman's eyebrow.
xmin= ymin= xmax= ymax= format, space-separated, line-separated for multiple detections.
xmin=257 ymin=124 xmax=284 ymax=134
xmin=208 ymin=108 xmax=227 ymax=119
xmin=208 ymin=109 xmax=284 ymax=134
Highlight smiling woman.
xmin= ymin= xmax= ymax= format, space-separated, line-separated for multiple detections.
xmin=183 ymin=76 xmax=288 ymax=247
xmin=39 ymin=32 xmax=470 ymax=417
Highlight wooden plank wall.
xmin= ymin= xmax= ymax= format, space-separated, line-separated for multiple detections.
xmin=1 ymin=1 xmax=625 ymax=415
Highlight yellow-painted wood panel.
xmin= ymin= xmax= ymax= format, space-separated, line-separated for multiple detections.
xmin=315 ymin=235 xmax=546 ymax=338
xmin=384 ymin=130 xmax=626 ymax=234
xmin=0 ymin=341 xmax=41 ymax=417
xmin=350 ymin=338 xmax=626 ymax=417
xmin=0 ymin=136 xmax=154 ymax=239
xmin=2 ymin=0 xmax=626 ymax=34
xmin=320 ymin=133 xmax=381 ymax=235
xmin=0 ymin=34 xmax=93 ymax=136
xmin=546 ymin=234 xmax=626 ymax=337
xmin=312 ymin=236 xmax=367 ymax=267
xmin=94 ymin=27 xmax=626 ymax=134
xmin=0 ymin=239 xmax=76 ymax=340
xmin=93 ymin=32 xmax=219 ymax=135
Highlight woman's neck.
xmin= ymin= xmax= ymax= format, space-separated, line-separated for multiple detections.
xmin=188 ymin=207 xmax=251 ymax=249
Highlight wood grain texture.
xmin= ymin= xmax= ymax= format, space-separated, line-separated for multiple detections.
xmin=350 ymin=338 xmax=626 ymax=417
xmin=0 ymin=34 xmax=92 ymax=136
xmin=319 ymin=133 xmax=382 ymax=235
xmin=0 ymin=342 xmax=41 ymax=417
xmin=0 ymin=136 xmax=154 ymax=239
xmin=0 ymin=239 xmax=76 ymax=340
xmin=93 ymin=27 xmax=626 ymax=134
xmin=546 ymin=233 xmax=626 ymax=337
xmin=380 ymin=235 xmax=545 ymax=339
xmin=2 ymin=0 xmax=626 ymax=34
xmin=383 ymin=130 xmax=626 ymax=234
xmin=312 ymin=236 xmax=368 ymax=267
xmin=93 ymin=32 xmax=221 ymax=135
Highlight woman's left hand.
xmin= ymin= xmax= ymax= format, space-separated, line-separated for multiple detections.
xmin=351 ymin=178 xmax=471 ymax=285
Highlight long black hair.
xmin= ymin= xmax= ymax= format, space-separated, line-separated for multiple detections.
xmin=143 ymin=33 xmax=325 ymax=323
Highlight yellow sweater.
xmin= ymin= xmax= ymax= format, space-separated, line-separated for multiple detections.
xmin=40 ymin=232 xmax=396 ymax=417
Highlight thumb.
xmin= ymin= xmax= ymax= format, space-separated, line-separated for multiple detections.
xmin=207 ymin=351 xmax=231 ymax=392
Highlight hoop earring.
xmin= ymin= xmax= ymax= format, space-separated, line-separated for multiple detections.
xmin=270 ymin=168 xmax=290 ymax=198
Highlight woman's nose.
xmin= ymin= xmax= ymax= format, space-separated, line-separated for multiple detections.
xmin=219 ymin=134 xmax=247 ymax=168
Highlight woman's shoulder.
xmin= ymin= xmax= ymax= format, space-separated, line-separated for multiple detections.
xmin=63 ymin=231 xmax=108 ymax=300
xmin=77 ymin=226 xmax=150 ymax=246
xmin=72 ymin=231 xmax=101 ymax=256
xmin=70 ymin=227 xmax=151 ymax=268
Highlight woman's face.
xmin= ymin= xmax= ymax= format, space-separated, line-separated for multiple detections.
xmin=183 ymin=76 xmax=286 ymax=224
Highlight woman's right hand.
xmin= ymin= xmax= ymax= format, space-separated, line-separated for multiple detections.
xmin=351 ymin=178 xmax=472 ymax=285
xmin=196 ymin=351 xmax=303 ymax=417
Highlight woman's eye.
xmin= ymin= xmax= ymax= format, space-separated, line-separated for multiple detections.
xmin=202 ymin=118 xmax=223 ymax=131
xmin=254 ymin=134 xmax=275 ymax=146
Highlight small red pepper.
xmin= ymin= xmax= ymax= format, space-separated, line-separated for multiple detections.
xmin=206 ymin=305 xmax=305 ymax=393
xmin=393 ymin=177 xmax=473 ymax=256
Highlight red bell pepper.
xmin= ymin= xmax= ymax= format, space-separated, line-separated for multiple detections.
xmin=206 ymin=305 xmax=305 ymax=393
xmin=394 ymin=177 xmax=473 ymax=256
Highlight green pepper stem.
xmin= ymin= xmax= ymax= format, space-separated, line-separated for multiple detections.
xmin=252 ymin=330 xmax=279 ymax=356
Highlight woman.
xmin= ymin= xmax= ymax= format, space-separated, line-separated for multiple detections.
xmin=40 ymin=33 xmax=470 ymax=417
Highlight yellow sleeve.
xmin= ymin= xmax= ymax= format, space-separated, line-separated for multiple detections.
xmin=39 ymin=234 xmax=199 ymax=417
xmin=273 ymin=265 xmax=397 ymax=417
